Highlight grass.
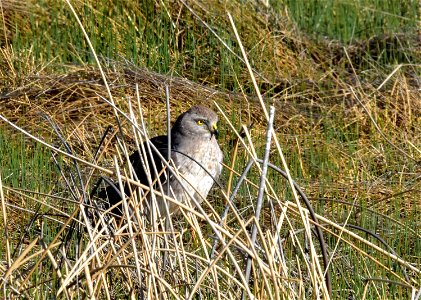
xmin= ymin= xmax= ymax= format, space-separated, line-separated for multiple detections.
xmin=0 ymin=130 xmax=57 ymax=198
xmin=282 ymin=0 xmax=419 ymax=42
xmin=0 ymin=0 xmax=420 ymax=299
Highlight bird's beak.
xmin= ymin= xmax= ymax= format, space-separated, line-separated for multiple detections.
xmin=210 ymin=123 xmax=219 ymax=139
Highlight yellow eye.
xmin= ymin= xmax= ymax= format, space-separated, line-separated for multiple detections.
xmin=197 ymin=119 xmax=205 ymax=125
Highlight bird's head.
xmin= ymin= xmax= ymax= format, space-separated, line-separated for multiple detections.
xmin=173 ymin=105 xmax=220 ymax=140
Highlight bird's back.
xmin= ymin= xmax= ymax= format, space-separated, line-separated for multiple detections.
xmin=96 ymin=135 xmax=170 ymax=216
xmin=129 ymin=135 xmax=170 ymax=187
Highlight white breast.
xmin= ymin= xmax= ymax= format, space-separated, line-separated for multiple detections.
xmin=170 ymin=136 xmax=222 ymax=208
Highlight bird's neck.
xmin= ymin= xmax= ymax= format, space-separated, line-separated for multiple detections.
xmin=171 ymin=131 xmax=212 ymax=149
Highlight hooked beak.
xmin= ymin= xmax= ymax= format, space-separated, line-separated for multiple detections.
xmin=209 ymin=122 xmax=219 ymax=139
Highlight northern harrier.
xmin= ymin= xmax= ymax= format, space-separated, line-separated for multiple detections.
xmin=98 ymin=105 xmax=223 ymax=220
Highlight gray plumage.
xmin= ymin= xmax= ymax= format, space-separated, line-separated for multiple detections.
xmin=99 ymin=105 xmax=223 ymax=220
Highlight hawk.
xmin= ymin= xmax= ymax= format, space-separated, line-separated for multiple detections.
xmin=98 ymin=105 xmax=223 ymax=220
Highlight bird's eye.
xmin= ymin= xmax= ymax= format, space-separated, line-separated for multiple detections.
xmin=197 ymin=119 xmax=205 ymax=125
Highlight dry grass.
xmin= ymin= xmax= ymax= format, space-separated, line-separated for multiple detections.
xmin=0 ymin=0 xmax=420 ymax=299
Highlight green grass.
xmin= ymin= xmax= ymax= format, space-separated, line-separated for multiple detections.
xmin=0 ymin=130 xmax=55 ymax=193
xmin=0 ymin=129 xmax=58 ymax=275
xmin=8 ymin=0 xmax=417 ymax=87
xmin=235 ymin=121 xmax=420 ymax=296
xmin=281 ymin=0 xmax=419 ymax=42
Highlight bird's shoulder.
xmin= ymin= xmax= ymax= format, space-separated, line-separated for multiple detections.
xmin=128 ymin=135 xmax=168 ymax=160
xmin=149 ymin=135 xmax=170 ymax=151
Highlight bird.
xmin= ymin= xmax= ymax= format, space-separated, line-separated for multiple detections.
xmin=97 ymin=105 xmax=223 ymax=222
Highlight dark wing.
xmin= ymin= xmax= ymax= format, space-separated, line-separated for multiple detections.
xmin=96 ymin=135 xmax=170 ymax=215
xmin=129 ymin=135 xmax=169 ymax=186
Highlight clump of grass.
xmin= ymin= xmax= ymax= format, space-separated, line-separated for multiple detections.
xmin=282 ymin=0 xmax=419 ymax=42
xmin=1 ymin=74 xmax=419 ymax=297
xmin=0 ymin=90 xmax=335 ymax=298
